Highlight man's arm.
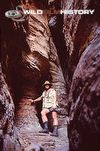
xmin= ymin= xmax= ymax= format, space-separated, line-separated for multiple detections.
xmin=31 ymin=96 xmax=42 ymax=103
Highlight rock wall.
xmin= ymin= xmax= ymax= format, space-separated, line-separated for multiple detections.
xmin=0 ymin=0 xmax=68 ymax=150
xmin=62 ymin=0 xmax=100 ymax=76
xmin=1 ymin=0 xmax=67 ymax=115
xmin=0 ymin=64 xmax=21 ymax=151
xmin=62 ymin=0 xmax=100 ymax=151
xmin=68 ymin=26 xmax=100 ymax=151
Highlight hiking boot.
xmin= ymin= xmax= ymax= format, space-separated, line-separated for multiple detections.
xmin=39 ymin=129 xmax=49 ymax=133
xmin=50 ymin=125 xmax=58 ymax=137
xmin=39 ymin=122 xmax=49 ymax=133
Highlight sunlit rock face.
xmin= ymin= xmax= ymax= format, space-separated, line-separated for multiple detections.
xmin=62 ymin=0 xmax=91 ymax=56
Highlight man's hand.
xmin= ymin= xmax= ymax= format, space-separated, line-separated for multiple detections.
xmin=30 ymin=99 xmax=35 ymax=103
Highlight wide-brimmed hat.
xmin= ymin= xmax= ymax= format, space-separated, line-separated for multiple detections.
xmin=42 ymin=81 xmax=51 ymax=86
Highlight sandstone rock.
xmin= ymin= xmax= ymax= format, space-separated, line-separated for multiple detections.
xmin=0 ymin=0 xmax=68 ymax=150
xmin=62 ymin=0 xmax=100 ymax=151
xmin=68 ymin=27 xmax=100 ymax=151
xmin=24 ymin=143 xmax=43 ymax=151
xmin=0 ymin=64 xmax=21 ymax=151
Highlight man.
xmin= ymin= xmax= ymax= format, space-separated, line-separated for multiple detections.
xmin=31 ymin=81 xmax=59 ymax=137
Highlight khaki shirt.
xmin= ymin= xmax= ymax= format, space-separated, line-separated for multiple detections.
xmin=42 ymin=88 xmax=58 ymax=109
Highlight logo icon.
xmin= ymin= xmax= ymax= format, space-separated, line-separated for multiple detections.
xmin=5 ymin=6 xmax=27 ymax=22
